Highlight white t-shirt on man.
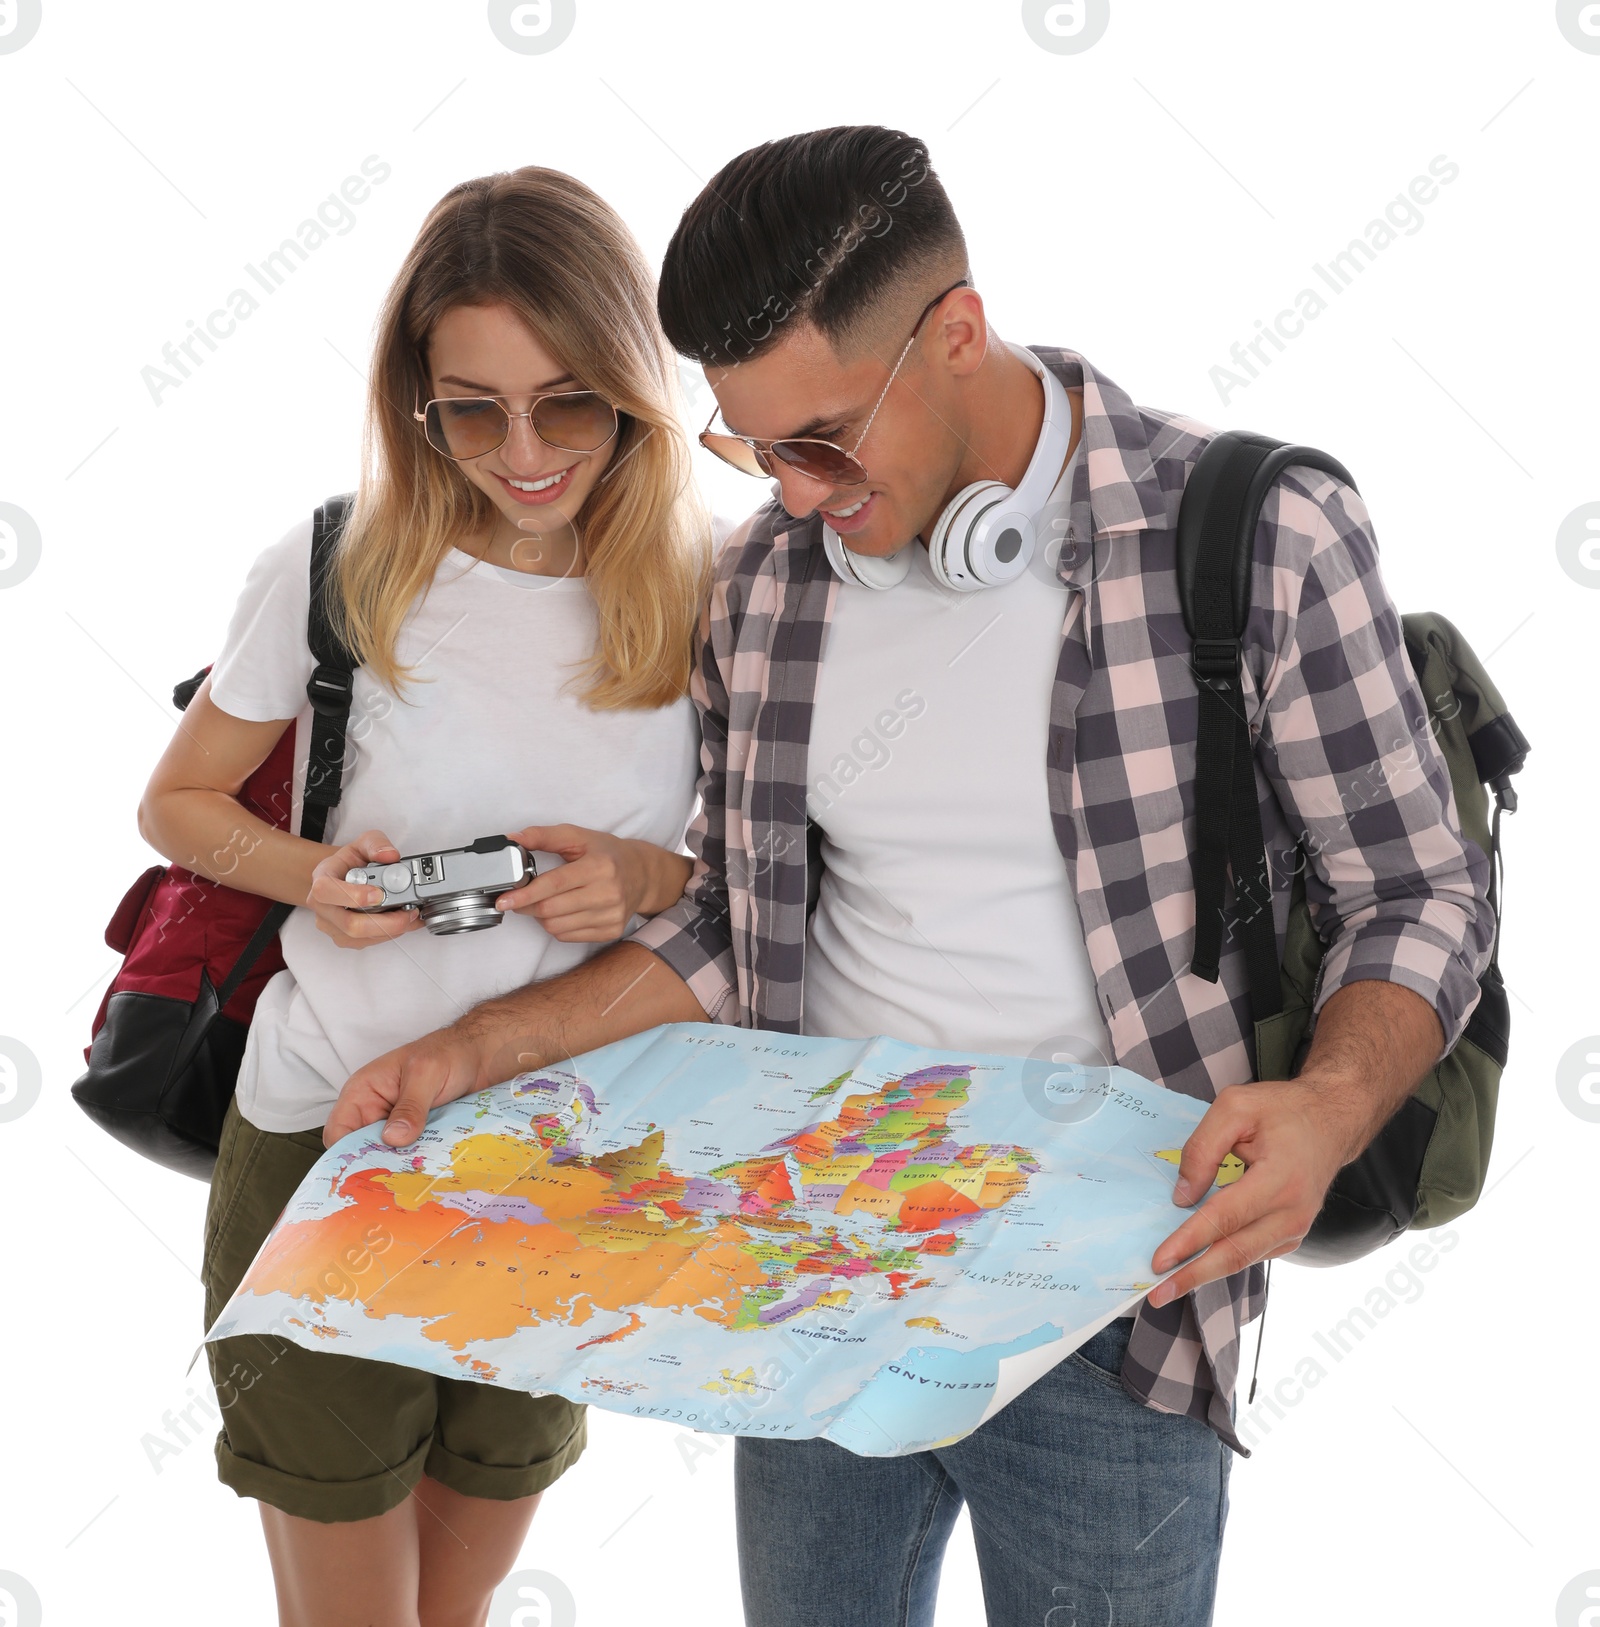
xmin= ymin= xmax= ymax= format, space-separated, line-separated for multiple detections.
xmin=208 ymin=520 xmax=699 ymax=1133
xmin=802 ymin=425 xmax=1113 ymax=1066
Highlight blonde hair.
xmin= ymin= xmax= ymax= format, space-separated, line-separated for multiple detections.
xmin=334 ymin=167 xmax=711 ymax=709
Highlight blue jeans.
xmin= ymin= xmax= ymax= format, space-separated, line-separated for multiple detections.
xmin=734 ymin=1316 xmax=1232 ymax=1627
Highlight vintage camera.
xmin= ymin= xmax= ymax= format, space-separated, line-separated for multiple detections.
xmin=345 ymin=834 xmax=544 ymax=935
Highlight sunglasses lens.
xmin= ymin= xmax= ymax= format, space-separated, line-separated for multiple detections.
xmin=533 ymin=391 xmax=618 ymax=452
xmin=700 ymin=433 xmax=772 ymax=479
xmin=768 ymin=438 xmax=866 ymax=486
xmin=425 ymin=397 xmax=510 ymax=460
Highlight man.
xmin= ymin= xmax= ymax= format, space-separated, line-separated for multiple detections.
xmin=323 ymin=127 xmax=1493 ymax=1625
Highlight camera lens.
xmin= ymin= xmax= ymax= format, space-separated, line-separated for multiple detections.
xmin=419 ymin=893 xmax=503 ymax=935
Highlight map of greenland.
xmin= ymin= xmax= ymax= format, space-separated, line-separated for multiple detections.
xmin=204 ymin=1024 xmax=1238 ymax=1455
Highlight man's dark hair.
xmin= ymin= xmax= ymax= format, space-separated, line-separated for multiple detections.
xmin=658 ymin=125 xmax=967 ymax=368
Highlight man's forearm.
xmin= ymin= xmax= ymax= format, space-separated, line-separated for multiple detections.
xmin=454 ymin=941 xmax=710 ymax=1086
xmin=1296 ymin=977 xmax=1445 ymax=1168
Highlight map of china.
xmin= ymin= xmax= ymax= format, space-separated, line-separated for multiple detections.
xmin=235 ymin=1063 xmax=1041 ymax=1368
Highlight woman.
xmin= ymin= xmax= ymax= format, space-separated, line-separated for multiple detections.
xmin=138 ymin=167 xmax=710 ymax=1626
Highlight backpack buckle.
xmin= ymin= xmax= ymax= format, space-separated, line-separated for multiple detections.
xmin=1191 ymin=637 xmax=1241 ymax=681
xmin=306 ymin=664 xmax=354 ymax=715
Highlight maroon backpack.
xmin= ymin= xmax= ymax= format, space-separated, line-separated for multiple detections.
xmin=73 ymin=496 xmax=357 ymax=1179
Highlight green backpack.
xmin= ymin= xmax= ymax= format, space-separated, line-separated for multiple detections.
xmin=1176 ymin=431 xmax=1530 ymax=1268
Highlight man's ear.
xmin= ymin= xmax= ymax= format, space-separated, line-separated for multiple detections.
xmin=936 ymin=286 xmax=989 ymax=380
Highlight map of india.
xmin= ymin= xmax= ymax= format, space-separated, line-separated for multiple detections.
xmin=206 ymin=1025 xmax=1235 ymax=1454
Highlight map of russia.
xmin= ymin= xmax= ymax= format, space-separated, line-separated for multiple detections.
xmin=204 ymin=1024 xmax=1234 ymax=1456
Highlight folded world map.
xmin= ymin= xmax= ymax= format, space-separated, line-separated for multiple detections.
xmin=204 ymin=1024 xmax=1238 ymax=1455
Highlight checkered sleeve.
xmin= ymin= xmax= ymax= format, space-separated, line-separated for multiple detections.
xmin=1248 ymin=470 xmax=1496 ymax=1056
xmin=626 ymin=552 xmax=741 ymax=1024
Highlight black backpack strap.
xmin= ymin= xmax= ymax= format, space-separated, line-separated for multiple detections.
xmin=205 ymin=495 xmax=358 ymax=1010
xmin=1176 ymin=433 xmax=1357 ymax=1022
xmin=301 ymin=492 xmax=359 ymax=844
xmin=168 ymin=496 xmax=359 ymax=1076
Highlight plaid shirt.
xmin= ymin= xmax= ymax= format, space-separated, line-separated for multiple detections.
xmin=631 ymin=346 xmax=1495 ymax=1456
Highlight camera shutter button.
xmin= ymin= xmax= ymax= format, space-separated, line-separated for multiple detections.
xmin=379 ymin=862 xmax=413 ymax=894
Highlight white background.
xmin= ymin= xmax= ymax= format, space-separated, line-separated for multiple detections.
xmin=1 ymin=2 xmax=1597 ymax=1624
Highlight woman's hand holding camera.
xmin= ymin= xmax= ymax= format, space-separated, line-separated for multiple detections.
xmin=497 ymin=823 xmax=691 ymax=943
xmin=308 ymin=830 xmax=425 ymax=948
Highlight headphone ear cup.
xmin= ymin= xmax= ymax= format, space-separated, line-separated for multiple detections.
xmin=966 ymin=502 xmax=1036 ymax=588
xmin=927 ymin=351 xmax=1071 ymax=591
xmin=822 ymin=525 xmax=911 ymax=590
xmin=926 ymin=481 xmax=1007 ymax=593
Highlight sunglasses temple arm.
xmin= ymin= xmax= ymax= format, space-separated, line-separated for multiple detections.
xmin=852 ymin=329 xmax=920 ymax=457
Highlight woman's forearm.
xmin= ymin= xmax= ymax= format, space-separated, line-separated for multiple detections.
xmin=632 ymin=841 xmax=693 ymax=916
xmin=138 ymin=787 xmax=335 ymax=908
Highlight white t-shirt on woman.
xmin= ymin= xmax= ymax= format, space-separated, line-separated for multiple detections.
xmin=207 ymin=518 xmax=699 ymax=1133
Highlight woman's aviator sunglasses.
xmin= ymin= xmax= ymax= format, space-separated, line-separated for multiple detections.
xmin=414 ymin=389 xmax=621 ymax=462
xmin=697 ymin=279 xmax=970 ymax=487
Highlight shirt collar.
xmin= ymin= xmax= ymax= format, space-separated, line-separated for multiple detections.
xmin=1029 ymin=344 xmax=1173 ymax=529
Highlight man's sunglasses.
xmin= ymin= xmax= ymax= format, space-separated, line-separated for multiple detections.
xmin=414 ymin=389 xmax=620 ymax=462
xmin=697 ymin=279 xmax=970 ymax=487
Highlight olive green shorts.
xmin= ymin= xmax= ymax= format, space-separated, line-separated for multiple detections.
xmin=201 ymin=1096 xmax=587 ymax=1524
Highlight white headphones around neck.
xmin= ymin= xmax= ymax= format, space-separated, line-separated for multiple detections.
xmin=822 ymin=343 xmax=1074 ymax=593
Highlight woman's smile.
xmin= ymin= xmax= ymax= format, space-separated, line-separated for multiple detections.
xmin=491 ymin=463 xmax=579 ymax=506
